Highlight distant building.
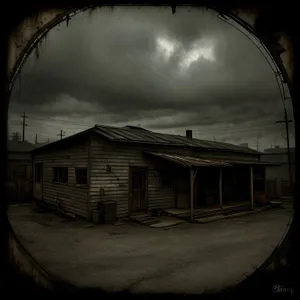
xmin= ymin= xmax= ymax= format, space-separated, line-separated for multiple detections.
xmin=31 ymin=125 xmax=273 ymax=222
xmin=261 ymin=146 xmax=295 ymax=198
xmin=7 ymin=139 xmax=35 ymax=203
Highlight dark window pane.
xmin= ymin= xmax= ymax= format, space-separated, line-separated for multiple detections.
xmin=53 ymin=167 xmax=68 ymax=183
xmin=75 ymin=168 xmax=87 ymax=184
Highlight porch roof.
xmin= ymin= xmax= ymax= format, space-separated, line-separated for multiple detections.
xmin=144 ymin=152 xmax=232 ymax=168
xmin=225 ymin=160 xmax=280 ymax=166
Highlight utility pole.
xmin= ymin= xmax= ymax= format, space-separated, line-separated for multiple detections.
xmin=276 ymin=106 xmax=293 ymax=194
xmin=20 ymin=112 xmax=28 ymax=142
xmin=256 ymin=137 xmax=260 ymax=151
xmin=57 ymin=130 xmax=65 ymax=140
xmin=35 ymin=134 xmax=38 ymax=145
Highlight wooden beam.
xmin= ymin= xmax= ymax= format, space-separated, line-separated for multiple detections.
xmin=250 ymin=166 xmax=254 ymax=210
xmin=190 ymin=167 xmax=194 ymax=221
xmin=219 ymin=168 xmax=223 ymax=209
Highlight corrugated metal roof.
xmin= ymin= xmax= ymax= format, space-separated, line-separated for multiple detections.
xmin=145 ymin=152 xmax=233 ymax=168
xmin=93 ymin=125 xmax=260 ymax=155
xmin=197 ymin=140 xmax=259 ymax=154
xmin=32 ymin=124 xmax=262 ymax=155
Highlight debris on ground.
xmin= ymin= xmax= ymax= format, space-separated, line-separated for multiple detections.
xmin=149 ymin=219 xmax=186 ymax=228
xmin=112 ymin=221 xmax=125 ymax=226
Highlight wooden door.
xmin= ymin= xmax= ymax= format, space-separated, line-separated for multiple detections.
xmin=129 ymin=167 xmax=148 ymax=214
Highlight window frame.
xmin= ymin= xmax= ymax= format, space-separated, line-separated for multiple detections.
xmin=75 ymin=168 xmax=88 ymax=185
xmin=53 ymin=167 xmax=68 ymax=184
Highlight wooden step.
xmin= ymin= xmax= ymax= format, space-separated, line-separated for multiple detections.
xmin=194 ymin=209 xmax=222 ymax=218
xmin=226 ymin=211 xmax=255 ymax=219
xmin=129 ymin=214 xmax=158 ymax=225
xmin=142 ymin=218 xmax=159 ymax=225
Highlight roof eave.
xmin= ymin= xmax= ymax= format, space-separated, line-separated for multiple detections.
xmin=31 ymin=127 xmax=95 ymax=154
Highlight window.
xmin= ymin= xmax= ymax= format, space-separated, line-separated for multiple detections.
xmin=53 ymin=167 xmax=68 ymax=183
xmin=75 ymin=168 xmax=87 ymax=185
xmin=35 ymin=163 xmax=42 ymax=182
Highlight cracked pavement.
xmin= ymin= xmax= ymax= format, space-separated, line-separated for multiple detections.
xmin=8 ymin=203 xmax=292 ymax=294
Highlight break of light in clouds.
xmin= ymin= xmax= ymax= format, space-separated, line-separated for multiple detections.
xmin=8 ymin=6 xmax=294 ymax=150
xmin=156 ymin=36 xmax=178 ymax=61
xmin=180 ymin=39 xmax=216 ymax=69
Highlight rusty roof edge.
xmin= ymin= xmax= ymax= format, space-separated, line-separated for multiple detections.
xmin=223 ymin=160 xmax=281 ymax=166
xmin=144 ymin=151 xmax=233 ymax=167
xmin=144 ymin=151 xmax=192 ymax=168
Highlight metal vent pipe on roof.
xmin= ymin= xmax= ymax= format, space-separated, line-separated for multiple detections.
xmin=186 ymin=130 xmax=193 ymax=139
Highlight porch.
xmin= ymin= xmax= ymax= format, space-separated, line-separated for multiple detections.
xmin=163 ymin=202 xmax=250 ymax=220
xmin=145 ymin=152 xmax=269 ymax=221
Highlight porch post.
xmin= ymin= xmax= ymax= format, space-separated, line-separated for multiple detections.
xmin=190 ymin=167 xmax=194 ymax=221
xmin=219 ymin=168 xmax=223 ymax=209
xmin=250 ymin=166 xmax=254 ymax=210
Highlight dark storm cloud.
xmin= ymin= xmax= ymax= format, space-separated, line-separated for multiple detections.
xmin=8 ymin=6 xmax=291 ymax=148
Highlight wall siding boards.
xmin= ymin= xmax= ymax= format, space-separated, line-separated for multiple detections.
xmin=33 ymin=142 xmax=89 ymax=219
xmin=89 ymin=136 xmax=181 ymax=218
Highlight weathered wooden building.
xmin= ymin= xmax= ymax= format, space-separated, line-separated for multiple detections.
xmin=262 ymin=146 xmax=295 ymax=198
xmin=31 ymin=125 xmax=272 ymax=221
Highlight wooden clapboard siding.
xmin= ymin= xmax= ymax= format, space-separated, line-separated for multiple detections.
xmin=89 ymin=135 xmax=183 ymax=218
xmin=33 ymin=142 xmax=89 ymax=219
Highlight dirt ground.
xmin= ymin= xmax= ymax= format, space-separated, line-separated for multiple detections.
xmin=8 ymin=203 xmax=292 ymax=294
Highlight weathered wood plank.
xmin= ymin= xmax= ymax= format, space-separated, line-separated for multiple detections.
xmin=33 ymin=142 xmax=89 ymax=219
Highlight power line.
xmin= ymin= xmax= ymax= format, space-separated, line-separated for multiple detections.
xmin=21 ymin=115 xmax=94 ymax=127
xmin=12 ymin=116 xmax=278 ymax=133
xmin=13 ymin=113 xmax=284 ymax=131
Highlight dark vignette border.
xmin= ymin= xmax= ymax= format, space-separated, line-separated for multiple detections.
xmin=1 ymin=1 xmax=299 ymax=298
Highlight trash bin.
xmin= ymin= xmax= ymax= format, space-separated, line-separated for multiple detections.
xmin=92 ymin=210 xmax=101 ymax=224
xmin=98 ymin=201 xmax=117 ymax=223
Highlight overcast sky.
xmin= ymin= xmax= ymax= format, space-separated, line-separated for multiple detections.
xmin=8 ymin=6 xmax=294 ymax=150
